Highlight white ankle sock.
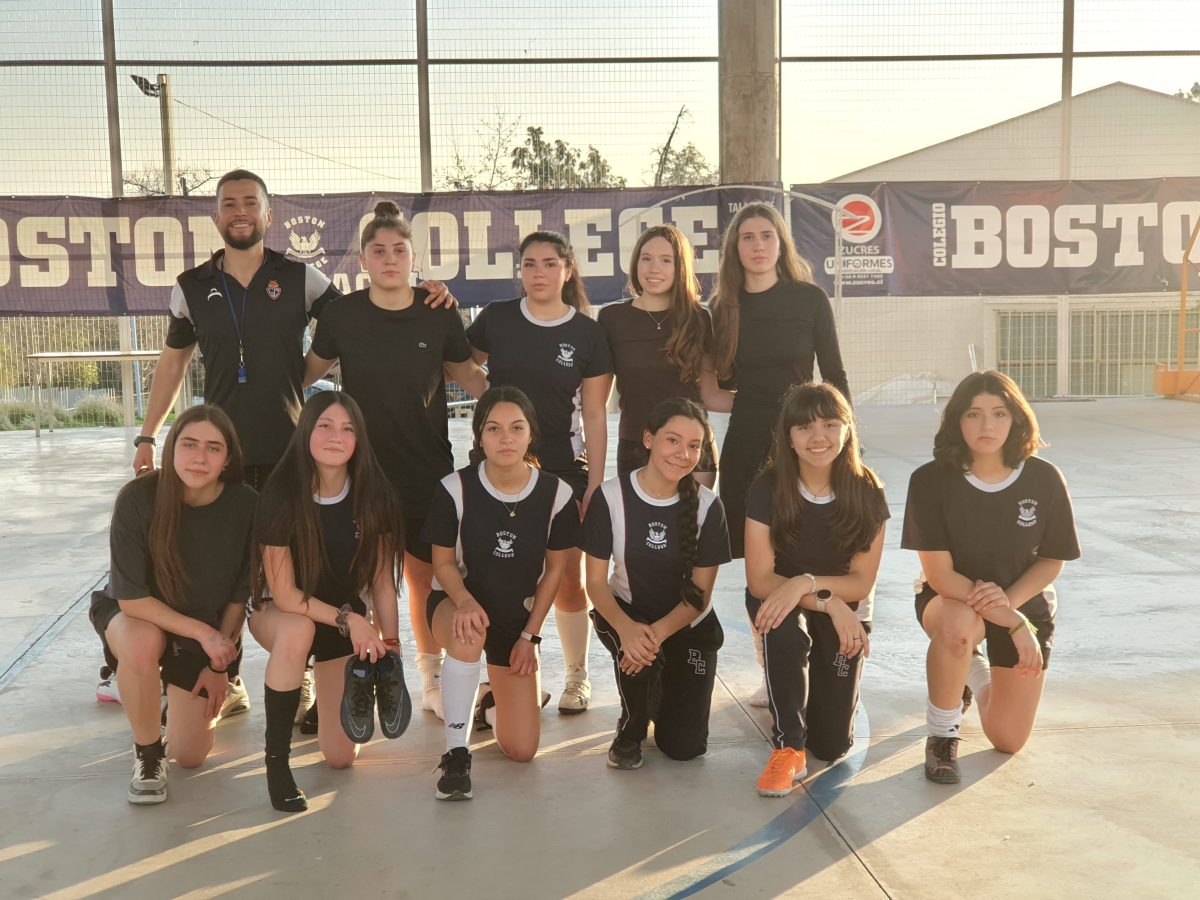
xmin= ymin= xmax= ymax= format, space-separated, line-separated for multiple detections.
xmin=966 ymin=652 xmax=992 ymax=699
xmin=750 ymin=618 xmax=765 ymax=668
xmin=441 ymin=656 xmax=480 ymax=750
xmin=926 ymin=699 xmax=964 ymax=738
xmin=556 ymin=607 xmax=591 ymax=678
xmin=484 ymin=704 xmax=497 ymax=728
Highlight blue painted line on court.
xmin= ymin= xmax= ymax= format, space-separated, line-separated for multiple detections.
xmin=636 ymin=704 xmax=870 ymax=900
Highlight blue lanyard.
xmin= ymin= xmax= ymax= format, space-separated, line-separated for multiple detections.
xmin=219 ymin=269 xmax=249 ymax=366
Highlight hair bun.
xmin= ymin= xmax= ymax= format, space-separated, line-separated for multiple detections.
xmin=374 ymin=200 xmax=401 ymax=218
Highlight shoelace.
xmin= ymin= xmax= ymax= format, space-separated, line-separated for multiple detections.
xmin=763 ymin=751 xmax=796 ymax=778
xmin=930 ymin=737 xmax=959 ymax=762
xmin=351 ymin=679 xmax=374 ymax=717
xmin=138 ymin=753 xmax=164 ymax=781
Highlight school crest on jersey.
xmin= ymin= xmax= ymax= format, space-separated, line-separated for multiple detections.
xmin=646 ymin=521 xmax=668 ymax=550
xmin=266 ymin=279 xmax=282 ymax=301
xmin=555 ymin=343 xmax=576 ymax=367
xmin=493 ymin=530 xmax=517 ymax=559
xmin=1017 ymin=499 xmax=1038 ymax=528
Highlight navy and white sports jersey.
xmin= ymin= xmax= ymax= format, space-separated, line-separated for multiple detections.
xmin=422 ymin=464 xmax=580 ymax=633
xmin=582 ymin=470 xmax=731 ymax=624
xmin=465 ymin=298 xmax=613 ymax=471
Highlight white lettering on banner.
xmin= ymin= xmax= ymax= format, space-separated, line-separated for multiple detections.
xmin=564 ymin=208 xmax=614 ymax=277
xmin=1102 ymin=203 xmax=1158 ymax=266
xmin=332 ymin=273 xmax=353 ymax=294
xmin=616 ymin=207 xmax=663 ymax=274
xmin=1052 ymin=205 xmax=1098 ymax=268
xmin=931 ymin=203 xmax=947 ymax=267
xmin=69 ymin=217 xmax=130 ymax=288
xmin=672 ymin=206 xmax=719 ymax=274
xmin=411 ymin=211 xmax=461 ymax=280
xmin=950 ymin=205 xmax=1003 ymax=269
xmin=17 ymin=217 xmax=70 ymax=288
xmin=0 ymin=218 xmax=8 ymax=286
xmin=464 ymin=211 xmax=515 ymax=279
xmin=133 ymin=217 xmax=185 ymax=287
xmin=1162 ymin=201 xmax=1200 ymax=264
xmin=187 ymin=216 xmax=222 ymax=268
xmin=514 ymin=210 xmax=543 ymax=245
xmin=1005 ymin=205 xmax=1050 ymax=269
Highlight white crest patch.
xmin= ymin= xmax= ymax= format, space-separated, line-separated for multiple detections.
xmin=1017 ymin=498 xmax=1038 ymax=528
xmin=646 ymin=521 xmax=668 ymax=550
xmin=555 ymin=343 xmax=576 ymax=367
xmin=493 ymin=529 xmax=517 ymax=558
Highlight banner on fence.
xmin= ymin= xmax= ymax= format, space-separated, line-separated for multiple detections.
xmin=1 ymin=178 xmax=1197 ymax=315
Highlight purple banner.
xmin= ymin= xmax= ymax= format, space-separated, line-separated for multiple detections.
xmin=789 ymin=178 xmax=1200 ymax=297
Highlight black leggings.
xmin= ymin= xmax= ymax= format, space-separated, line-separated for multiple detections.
xmin=718 ymin=411 xmax=775 ymax=559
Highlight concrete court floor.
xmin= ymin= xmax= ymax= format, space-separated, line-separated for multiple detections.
xmin=0 ymin=398 xmax=1197 ymax=899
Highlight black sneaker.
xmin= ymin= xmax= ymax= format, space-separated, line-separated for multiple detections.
xmin=299 ymin=703 xmax=319 ymax=735
xmin=473 ymin=684 xmax=495 ymax=732
xmin=374 ymin=650 xmax=412 ymax=740
xmin=607 ymin=735 xmax=643 ymax=770
xmin=340 ymin=656 xmax=376 ymax=744
xmin=924 ymin=736 xmax=961 ymax=784
xmin=435 ymin=747 xmax=473 ymax=800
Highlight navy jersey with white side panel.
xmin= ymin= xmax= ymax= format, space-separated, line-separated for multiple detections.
xmin=582 ymin=470 xmax=731 ymax=623
xmin=901 ymin=456 xmax=1080 ymax=619
xmin=465 ymin=298 xmax=613 ymax=471
xmin=745 ymin=471 xmax=890 ymax=623
xmin=421 ymin=464 xmax=580 ymax=634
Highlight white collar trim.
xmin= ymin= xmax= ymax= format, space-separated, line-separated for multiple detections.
xmin=479 ymin=462 xmax=538 ymax=502
xmin=520 ymin=297 xmax=575 ymax=327
xmin=630 ymin=468 xmax=679 ymax=507
xmin=313 ymin=477 xmax=351 ymax=505
xmin=964 ymin=461 xmax=1024 ymax=493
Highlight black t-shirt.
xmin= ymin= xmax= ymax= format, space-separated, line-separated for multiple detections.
xmin=901 ymin=456 xmax=1080 ymax=619
xmin=598 ymin=301 xmax=712 ymax=442
xmin=421 ymin=464 xmax=580 ymax=633
xmin=746 ymin=470 xmax=889 ymax=622
xmin=466 ymin=298 xmax=613 ymax=471
xmin=257 ymin=480 xmax=363 ymax=612
xmin=730 ymin=281 xmax=850 ymax=414
xmin=165 ymin=248 xmax=340 ymax=466
xmin=310 ymin=288 xmax=472 ymax=517
xmin=103 ymin=475 xmax=257 ymax=634
xmin=582 ymin=470 xmax=731 ymax=623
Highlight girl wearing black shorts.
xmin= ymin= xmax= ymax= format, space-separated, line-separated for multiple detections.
xmin=744 ymin=383 xmax=888 ymax=797
xmin=421 ymin=386 xmax=580 ymax=800
xmin=598 ymin=224 xmax=726 ymax=488
xmin=250 ymin=391 xmax=409 ymax=812
xmin=305 ymin=201 xmax=488 ymax=721
xmin=583 ymin=398 xmax=731 ymax=770
xmin=902 ymin=371 xmax=1079 ymax=784
xmin=90 ymin=404 xmax=256 ymax=805
xmin=466 ymin=231 xmax=614 ymax=715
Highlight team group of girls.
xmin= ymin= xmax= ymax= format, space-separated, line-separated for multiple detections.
xmin=94 ymin=200 xmax=1079 ymax=810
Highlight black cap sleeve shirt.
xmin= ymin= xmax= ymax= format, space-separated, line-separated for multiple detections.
xmin=465 ymin=298 xmax=614 ymax=471
xmin=745 ymin=471 xmax=890 ymax=623
xmin=900 ymin=456 xmax=1080 ymax=619
xmin=164 ymin=249 xmax=341 ymax=467
xmin=420 ymin=464 xmax=581 ymax=634
xmin=106 ymin=476 xmax=258 ymax=637
xmin=256 ymin=480 xmax=363 ymax=613
xmin=310 ymin=288 xmax=471 ymax=517
xmin=581 ymin=471 xmax=731 ymax=625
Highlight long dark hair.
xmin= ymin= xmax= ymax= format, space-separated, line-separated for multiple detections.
xmin=519 ymin=230 xmax=591 ymax=314
xmin=627 ymin=224 xmax=709 ymax=384
xmin=643 ymin=398 xmax=714 ymax=611
xmin=468 ymin=385 xmax=541 ymax=467
xmin=710 ymin=202 xmax=813 ymax=379
xmin=253 ymin=391 xmax=403 ymax=607
xmin=141 ymin=404 xmax=244 ymax=610
xmin=767 ymin=383 xmax=886 ymax=562
xmin=933 ymin=370 xmax=1043 ymax=471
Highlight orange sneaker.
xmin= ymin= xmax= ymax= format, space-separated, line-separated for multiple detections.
xmin=756 ymin=747 xmax=807 ymax=797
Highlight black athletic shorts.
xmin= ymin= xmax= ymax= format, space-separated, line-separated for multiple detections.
xmin=544 ymin=458 xmax=589 ymax=504
xmin=403 ymin=515 xmax=433 ymax=564
xmin=90 ymin=591 xmax=243 ymax=691
xmin=249 ymin=596 xmax=364 ymax=664
xmin=616 ymin=436 xmax=718 ymax=476
xmin=915 ymin=584 xmax=1054 ymax=670
xmin=426 ymin=589 xmax=523 ymax=667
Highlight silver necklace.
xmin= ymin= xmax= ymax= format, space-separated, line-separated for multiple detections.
xmin=642 ymin=308 xmax=670 ymax=330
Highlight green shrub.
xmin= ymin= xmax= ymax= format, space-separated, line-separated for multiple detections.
xmin=0 ymin=400 xmax=73 ymax=430
xmin=72 ymin=397 xmax=125 ymax=427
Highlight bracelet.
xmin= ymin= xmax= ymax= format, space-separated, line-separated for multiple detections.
xmin=382 ymin=637 xmax=400 ymax=648
xmin=1008 ymin=617 xmax=1038 ymax=636
xmin=208 ymin=664 xmax=228 ymax=675
xmin=335 ymin=604 xmax=353 ymax=638
xmin=801 ymin=572 xmax=817 ymax=595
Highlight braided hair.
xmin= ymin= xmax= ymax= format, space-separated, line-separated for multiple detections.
xmin=642 ymin=397 xmax=714 ymax=611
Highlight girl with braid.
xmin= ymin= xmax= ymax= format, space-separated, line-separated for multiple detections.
xmin=744 ymin=383 xmax=888 ymax=797
xmin=582 ymin=398 xmax=731 ymax=770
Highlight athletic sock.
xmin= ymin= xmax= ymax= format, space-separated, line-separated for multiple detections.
xmin=926 ymin=699 xmax=964 ymax=738
xmin=135 ymin=738 xmax=164 ymax=760
xmin=441 ymin=656 xmax=481 ymax=750
xmin=966 ymin=652 xmax=993 ymax=699
xmin=265 ymin=756 xmax=307 ymax=813
xmin=484 ymin=704 xmax=497 ymax=729
xmin=263 ymin=686 xmax=307 ymax=812
xmin=556 ymin=607 xmax=591 ymax=677
xmin=750 ymin=619 xmax=765 ymax=668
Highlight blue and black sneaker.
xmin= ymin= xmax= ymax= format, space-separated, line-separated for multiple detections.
xmin=374 ymin=650 xmax=412 ymax=740
xmin=340 ymin=656 xmax=376 ymax=744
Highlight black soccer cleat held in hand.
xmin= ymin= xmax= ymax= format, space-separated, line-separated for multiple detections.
xmin=340 ymin=656 xmax=376 ymax=744
xmin=373 ymin=650 xmax=413 ymax=740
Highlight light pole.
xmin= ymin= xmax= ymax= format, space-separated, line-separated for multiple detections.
xmin=130 ymin=73 xmax=176 ymax=195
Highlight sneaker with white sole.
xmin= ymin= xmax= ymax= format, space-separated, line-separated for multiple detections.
xmin=294 ymin=666 xmax=315 ymax=725
xmin=129 ymin=746 xmax=169 ymax=805
xmin=749 ymin=674 xmax=769 ymax=708
xmin=435 ymin=747 xmax=473 ymax=800
xmin=97 ymin=666 xmax=120 ymax=703
xmin=219 ymin=676 xmax=251 ymax=719
xmin=558 ymin=667 xmax=591 ymax=715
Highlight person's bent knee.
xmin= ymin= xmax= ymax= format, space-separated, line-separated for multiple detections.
xmin=984 ymin=726 xmax=1031 ymax=755
xmin=655 ymin=733 xmax=707 ymax=761
xmin=935 ymin=622 xmax=977 ymax=656
xmin=323 ymin=750 xmax=357 ymax=770
xmin=498 ymin=739 xmax=538 ymax=763
xmin=173 ymin=749 xmax=210 ymax=770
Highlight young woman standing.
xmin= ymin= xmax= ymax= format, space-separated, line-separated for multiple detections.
xmin=305 ymin=201 xmax=487 ymax=721
xmin=90 ymin=404 xmax=257 ymax=804
xmin=251 ymin=391 xmax=409 ymax=813
xmin=902 ymin=371 xmax=1079 ymax=784
xmin=744 ymin=384 xmax=888 ymax=797
xmin=421 ymin=386 xmax=580 ymax=799
xmin=583 ymin=398 xmax=730 ymax=770
xmin=466 ymin=231 xmax=614 ymax=714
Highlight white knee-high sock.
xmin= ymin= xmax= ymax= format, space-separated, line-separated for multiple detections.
xmin=966 ymin=652 xmax=992 ymax=699
xmin=556 ymin=607 xmax=591 ymax=677
xmin=441 ymin=656 xmax=480 ymax=750
xmin=926 ymin=699 xmax=964 ymax=738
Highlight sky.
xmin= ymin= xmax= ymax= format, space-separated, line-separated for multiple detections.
xmin=0 ymin=0 xmax=1196 ymax=197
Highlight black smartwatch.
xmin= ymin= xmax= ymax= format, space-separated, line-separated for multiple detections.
xmin=520 ymin=631 xmax=542 ymax=645
xmin=133 ymin=435 xmax=156 ymax=448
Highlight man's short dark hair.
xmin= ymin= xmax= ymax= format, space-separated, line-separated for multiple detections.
xmin=216 ymin=169 xmax=269 ymax=204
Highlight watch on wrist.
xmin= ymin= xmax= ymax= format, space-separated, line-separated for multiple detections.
xmin=815 ymin=588 xmax=832 ymax=614
xmin=133 ymin=435 xmax=156 ymax=448
xmin=520 ymin=631 xmax=542 ymax=645
xmin=335 ymin=604 xmax=353 ymax=638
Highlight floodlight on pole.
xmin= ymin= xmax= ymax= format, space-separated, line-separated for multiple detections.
xmin=130 ymin=73 xmax=176 ymax=196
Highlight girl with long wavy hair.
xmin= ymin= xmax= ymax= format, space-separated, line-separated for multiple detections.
xmin=466 ymin=230 xmax=614 ymax=716
xmin=744 ymin=383 xmax=888 ymax=797
xmin=583 ymin=398 xmax=731 ymax=770
xmin=250 ymin=390 xmax=409 ymax=813
xmin=90 ymin=404 xmax=257 ymax=805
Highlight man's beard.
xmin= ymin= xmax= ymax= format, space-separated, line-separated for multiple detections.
xmin=221 ymin=222 xmax=266 ymax=251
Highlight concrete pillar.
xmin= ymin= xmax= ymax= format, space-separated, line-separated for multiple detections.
xmin=718 ymin=0 xmax=780 ymax=184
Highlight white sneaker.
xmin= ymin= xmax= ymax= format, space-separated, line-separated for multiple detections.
xmin=97 ymin=666 xmax=120 ymax=703
xmin=220 ymin=676 xmax=251 ymax=719
xmin=293 ymin=667 xmax=315 ymax=725
xmin=129 ymin=748 xmax=169 ymax=805
xmin=749 ymin=674 xmax=769 ymax=708
xmin=558 ymin=668 xmax=591 ymax=715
